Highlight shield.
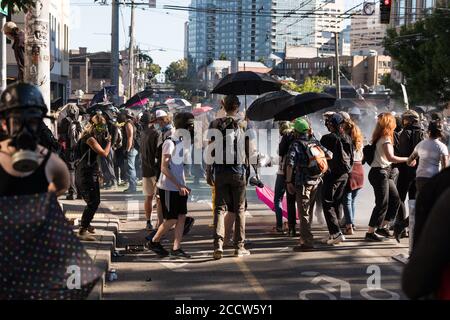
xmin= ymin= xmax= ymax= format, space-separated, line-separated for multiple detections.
xmin=0 ymin=193 xmax=102 ymax=300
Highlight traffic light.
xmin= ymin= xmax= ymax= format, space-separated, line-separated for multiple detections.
xmin=380 ymin=0 xmax=392 ymax=24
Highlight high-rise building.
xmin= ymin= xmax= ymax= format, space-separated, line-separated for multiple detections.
xmin=187 ymin=0 xmax=345 ymax=71
xmin=350 ymin=4 xmax=387 ymax=55
xmin=391 ymin=0 xmax=446 ymax=28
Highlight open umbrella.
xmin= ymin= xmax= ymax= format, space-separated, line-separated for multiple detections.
xmin=246 ymin=90 xmax=294 ymax=121
xmin=246 ymin=92 xmax=336 ymax=121
xmin=211 ymin=71 xmax=281 ymax=96
xmin=165 ymin=98 xmax=192 ymax=108
xmin=90 ymin=86 xmax=117 ymax=106
xmin=124 ymin=89 xmax=153 ymax=108
xmin=192 ymin=106 xmax=213 ymax=116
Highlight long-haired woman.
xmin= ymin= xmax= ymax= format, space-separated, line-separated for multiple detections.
xmin=366 ymin=113 xmax=409 ymax=242
xmin=342 ymin=119 xmax=364 ymax=235
xmin=75 ymin=114 xmax=111 ymax=241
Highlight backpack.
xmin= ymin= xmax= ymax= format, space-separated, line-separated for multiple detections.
xmin=362 ymin=143 xmax=376 ymax=166
xmin=212 ymin=117 xmax=247 ymax=167
xmin=335 ymin=133 xmax=354 ymax=175
xmin=73 ymin=136 xmax=94 ymax=169
xmin=300 ymin=140 xmax=329 ymax=180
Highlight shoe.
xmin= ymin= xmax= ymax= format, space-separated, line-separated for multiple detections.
xmin=293 ymin=243 xmax=314 ymax=252
xmin=66 ymin=193 xmax=74 ymax=200
xmin=288 ymin=227 xmax=297 ymax=237
xmin=87 ymin=225 xmax=96 ymax=234
xmin=145 ymin=229 xmax=158 ymax=244
xmin=234 ymin=248 xmax=251 ymax=257
xmin=393 ymin=221 xmax=407 ymax=243
xmin=148 ymin=240 xmax=169 ymax=257
xmin=321 ymin=235 xmax=332 ymax=244
xmin=274 ymin=226 xmax=286 ymax=235
xmin=146 ymin=221 xmax=154 ymax=231
xmin=123 ymin=189 xmax=138 ymax=194
xmin=213 ymin=249 xmax=223 ymax=260
xmin=78 ymin=228 xmax=96 ymax=241
xmin=76 ymin=194 xmax=83 ymax=200
xmin=223 ymin=239 xmax=234 ymax=249
xmin=170 ymin=248 xmax=191 ymax=259
xmin=365 ymin=232 xmax=383 ymax=242
xmin=183 ymin=217 xmax=195 ymax=236
xmin=376 ymin=227 xmax=392 ymax=238
xmin=343 ymin=226 xmax=354 ymax=236
xmin=326 ymin=233 xmax=345 ymax=245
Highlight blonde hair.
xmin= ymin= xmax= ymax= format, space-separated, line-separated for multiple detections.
xmin=372 ymin=113 xmax=396 ymax=144
xmin=343 ymin=119 xmax=363 ymax=151
xmin=81 ymin=114 xmax=107 ymax=139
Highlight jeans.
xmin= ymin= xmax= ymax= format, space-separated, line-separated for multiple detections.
xmin=342 ymin=188 xmax=361 ymax=226
xmin=76 ymin=168 xmax=101 ymax=229
xmin=126 ymin=148 xmax=138 ymax=191
xmin=368 ymin=167 xmax=401 ymax=228
xmin=273 ymin=174 xmax=296 ymax=228
xmin=322 ymin=173 xmax=349 ymax=235
xmin=213 ymin=172 xmax=246 ymax=250
xmin=296 ymin=184 xmax=318 ymax=245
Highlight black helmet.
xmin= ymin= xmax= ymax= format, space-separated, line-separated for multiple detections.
xmin=119 ymin=108 xmax=134 ymax=119
xmin=0 ymin=82 xmax=47 ymax=117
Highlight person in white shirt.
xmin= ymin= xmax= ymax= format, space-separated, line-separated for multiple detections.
xmin=407 ymin=120 xmax=449 ymax=197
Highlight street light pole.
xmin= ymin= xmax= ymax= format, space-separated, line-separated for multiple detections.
xmin=334 ymin=32 xmax=341 ymax=99
xmin=111 ymin=0 xmax=120 ymax=104
xmin=128 ymin=1 xmax=135 ymax=98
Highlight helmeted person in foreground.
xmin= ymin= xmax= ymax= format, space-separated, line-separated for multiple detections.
xmin=0 ymin=82 xmax=69 ymax=197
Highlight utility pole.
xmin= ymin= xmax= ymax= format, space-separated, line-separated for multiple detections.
xmin=0 ymin=15 xmax=6 ymax=91
xmin=333 ymin=32 xmax=341 ymax=99
xmin=111 ymin=0 xmax=120 ymax=104
xmin=85 ymin=57 xmax=89 ymax=93
xmin=128 ymin=1 xmax=135 ymax=98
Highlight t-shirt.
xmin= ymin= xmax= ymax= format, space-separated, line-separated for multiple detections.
xmin=412 ymin=138 xmax=448 ymax=178
xmin=157 ymin=137 xmax=186 ymax=192
xmin=371 ymin=136 xmax=392 ymax=168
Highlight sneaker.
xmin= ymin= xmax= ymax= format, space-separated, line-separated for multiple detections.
xmin=326 ymin=233 xmax=345 ymax=245
xmin=170 ymin=248 xmax=191 ymax=259
xmin=293 ymin=243 xmax=314 ymax=252
xmin=76 ymin=194 xmax=83 ymax=200
xmin=274 ymin=226 xmax=286 ymax=234
xmin=145 ymin=229 xmax=158 ymax=243
xmin=78 ymin=228 xmax=96 ymax=241
xmin=213 ymin=249 xmax=223 ymax=260
xmin=148 ymin=240 xmax=169 ymax=257
xmin=123 ymin=189 xmax=138 ymax=194
xmin=146 ymin=221 xmax=154 ymax=231
xmin=183 ymin=217 xmax=195 ymax=236
xmin=223 ymin=239 xmax=234 ymax=249
xmin=87 ymin=225 xmax=96 ymax=234
xmin=234 ymin=248 xmax=251 ymax=257
xmin=365 ymin=232 xmax=383 ymax=242
xmin=376 ymin=227 xmax=392 ymax=238
xmin=288 ymin=227 xmax=297 ymax=237
xmin=393 ymin=222 xmax=407 ymax=243
xmin=321 ymin=235 xmax=332 ymax=244
xmin=66 ymin=193 xmax=74 ymax=200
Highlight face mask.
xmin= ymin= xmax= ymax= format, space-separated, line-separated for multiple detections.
xmin=7 ymin=116 xmax=42 ymax=172
xmin=161 ymin=124 xmax=173 ymax=133
xmin=153 ymin=123 xmax=160 ymax=130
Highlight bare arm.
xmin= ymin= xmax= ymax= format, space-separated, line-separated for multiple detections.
xmin=441 ymin=155 xmax=448 ymax=169
xmin=87 ymin=136 xmax=111 ymax=158
xmin=46 ymin=153 xmax=70 ymax=196
xmin=407 ymin=150 xmax=419 ymax=166
xmin=382 ymin=142 xmax=408 ymax=163
xmin=126 ymin=123 xmax=133 ymax=152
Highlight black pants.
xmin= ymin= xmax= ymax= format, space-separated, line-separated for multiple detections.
xmin=322 ymin=173 xmax=349 ymax=235
xmin=396 ymin=165 xmax=416 ymax=222
xmin=76 ymin=168 xmax=101 ymax=229
xmin=100 ymin=149 xmax=116 ymax=185
xmin=368 ymin=167 xmax=401 ymax=228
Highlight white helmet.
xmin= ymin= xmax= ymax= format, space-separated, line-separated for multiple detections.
xmin=349 ymin=107 xmax=361 ymax=116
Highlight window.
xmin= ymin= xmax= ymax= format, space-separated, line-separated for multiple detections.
xmin=92 ymin=67 xmax=111 ymax=79
xmin=71 ymin=66 xmax=80 ymax=79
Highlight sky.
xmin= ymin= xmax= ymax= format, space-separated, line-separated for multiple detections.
xmin=70 ymin=0 xmax=356 ymax=71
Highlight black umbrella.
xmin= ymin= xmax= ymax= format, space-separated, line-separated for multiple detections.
xmin=211 ymin=71 xmax=281 ymax=95
xmin=246 ymin=90 xmax=294 ymax=121
xmin=246 ymin=92 xmax=336 ymax=121
xmin=124 ymin=89 xmax=154 ymax=108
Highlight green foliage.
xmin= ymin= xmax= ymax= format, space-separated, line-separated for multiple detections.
xmin=383 ymin=9 xmax=450 ymax=106
xmin=282 ymin=76 xmax=329 ymax=93
xmin=1 ymin=0 xmax=35 ymax=12
xmin=219 ymin=53 xmax=227 ymax=61
xmin=165 ymin=59 xmax=188 ymax=82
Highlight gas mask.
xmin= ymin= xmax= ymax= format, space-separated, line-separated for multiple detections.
xmin=6 ymin=113 xmax=43 ymax=172
xmin=93 ymin=123 xmax=109 ymax=141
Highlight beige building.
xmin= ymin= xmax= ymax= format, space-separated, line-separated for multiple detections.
xmin=350 ymin=5 xmax=387 ymax=55
xmin=7 ymin=0 xmax=71 ymax=109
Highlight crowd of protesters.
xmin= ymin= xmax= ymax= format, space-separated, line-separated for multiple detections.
xmin=1 ymin=80 xmax=449 ymax=300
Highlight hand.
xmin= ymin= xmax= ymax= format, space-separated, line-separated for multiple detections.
xmin=179 ymin=185 xmax=191 ymax=196
xmin=408 ymin=159 xmax=417 ymax=167
xmin=206 ymin=173 xmax=215 ymax=186
xmin=105 ymin=134 xmax=112 ymax=142
xmin=286 ymin=182 xmax=296 ymax=195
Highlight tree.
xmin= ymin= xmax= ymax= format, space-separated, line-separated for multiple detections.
xmin=219 ymin=53 xmax=227 ymax=61
xmin=282 ymin=76 xmax=329 ymax=94
xmin=165 ymin=59 xmax=188 ymax=82
xmin=383 ymin=8 xmax=450 ymax=106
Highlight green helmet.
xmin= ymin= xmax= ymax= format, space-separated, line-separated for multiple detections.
xmin=293 ymin=117 xmax=310 ymax=133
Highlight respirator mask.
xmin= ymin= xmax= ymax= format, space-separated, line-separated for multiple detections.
xmin=6 ymin=110 xmax=43 ymax=172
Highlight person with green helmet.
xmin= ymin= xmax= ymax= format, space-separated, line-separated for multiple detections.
xmin=285 ymin=117 xmax=332 ymax=251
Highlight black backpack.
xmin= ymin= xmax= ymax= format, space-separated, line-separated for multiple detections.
xmin=212 ymin=117 xmax=246 ymax=167
xmin=335 ymin=133 xmax=354 ymax=175
xmin=362 ymin=143 xmax=376 ymax=166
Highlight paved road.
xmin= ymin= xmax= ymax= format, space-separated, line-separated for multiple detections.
xmin=77 ymin=177 xmax=410 ymax=300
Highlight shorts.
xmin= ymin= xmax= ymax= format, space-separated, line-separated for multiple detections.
xmin=158 ymin=189 xmax=188 ymax=220
xmin=142 ymin=176 xmax=157 ymax=196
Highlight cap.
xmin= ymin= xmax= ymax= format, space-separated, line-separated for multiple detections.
xmin=329 ymin=113 xmax=345 ymax=127
xmin=401 ymin=110 xmax=420 ymax=122
xmin=293 ymin=117 xmax=310 ymax=133
xmin=155 ymin=109 xmax=168 ymax=118
xmin=2 ymin=22 xmax=18 ymax=34
xmin=349 ymin=107 xmax=361 ymax=115
xmin=323 ymin=111 xmax=335 ymax=119
xmin=339 ymin=111 xmax=351 ymax=120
